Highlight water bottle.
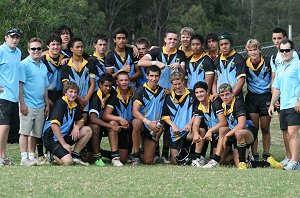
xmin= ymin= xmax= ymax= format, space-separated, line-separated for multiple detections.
xmin=150 ymin=121 xmax=162 ymax=140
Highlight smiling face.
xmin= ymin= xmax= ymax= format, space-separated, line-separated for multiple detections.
xmin=65 ymin=88 xmax=78 ymax=102
xmin=48 ymin=40 xmax=61 ymax=56
xmin=194 ymin=87 xmax=208 ymax=102
xmin=28 ymin=41 xmax=42 ymax=61
xmin=279 ymin=42 xmax=294 ymax=63
xmin=172 ymin=79 xmax=185 ymax=94
xmin=164 ymin=33 xmax=178 ymax=50
xmin=247 ymin=47 xmax=260 ymax=62
xmin=146 ymin=71 xmax=160 ymax=89
xmin=180 ymin=33 xmax=191 ymax=47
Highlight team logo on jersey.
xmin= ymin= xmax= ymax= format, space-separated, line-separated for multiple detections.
xmin=264 ymin=66 xmax=269 ymax=72
xmin=189 ymin=97 xmax=194 ymax=104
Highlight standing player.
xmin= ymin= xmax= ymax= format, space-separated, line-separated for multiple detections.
xmin=205 ymin=32 xmax=219 ymax=61
xmin=185 ymin=34 xmax=214 ymax=92
xmin=135 ymin=37 xmax=151 ymax=87
xmin=0 ymin=28 xmax=22 ymax=166
xmin=131 ymin=65 xmax=165 ymax=166
xmin=161 ymin=72 xmax=194 ymax=165
xmin=269 ymin=39 xmax=300 ymax=170
xmin=179 ymin=27 xmax=194 ymax=58
xmin=56 ymin=25 xmax=73 ymax=58
xmin=244 ymin=39 xmax=282 ymax=168
xmin=61 ymin=38 xmax=95 ymax=123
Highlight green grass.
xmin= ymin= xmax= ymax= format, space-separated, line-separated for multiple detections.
xmin=1 ymin=117 xmax=300 ymax=198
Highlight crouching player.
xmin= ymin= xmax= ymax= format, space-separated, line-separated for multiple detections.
xmin=219 ymin=83 xmax=258 ymax=169
xmin=192 ymin=81 xmax=227 ymax=168
xmin=161 ymin=72 xmax=195 ymax=165
xmin=43 ymin=81 xmax=92 ymax=165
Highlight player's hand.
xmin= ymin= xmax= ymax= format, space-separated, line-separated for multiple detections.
xmin=210 ymin=93 xmax=219 ymax=101
xmin=20 ymin=104 xmax=29 ymax=116
xmin=164 ymin=88 xmax=170 ymax=95
xmin=192 ymin=133 xmax=201 ymax=143
xmin=156 ymin=61 xmax=166 ymax=70
xmin=48 ymin=99 xmax=53 ymax=109
xmin=132 ymin=45 xmax=139 ymax=58
xmin=121 ymin=65 xmax=131 ymax=73
xmin=62 ymin=143 xmax=72 ymax=153
xmin=44 ymin=105 xmax=50 ymax=118
xmin=183 ymin=123 xmax=192 ymax=132
xmin=274 ymin=101 xmax=280 ymax=109
xmin=172 ymin=126 xmax=180 ymax=136
xmin=70 ymin=127 xmax=80 ymax=141
xmin=149 ymin=121 xmax=160 ymax=133
xmin=77 ymin=96 xmax=85 ymax=108
xmin=119 ymin=118 xmax=129 ymax=129
xmin=295 ymin=101 xmax=300 ymax=113
xmin=268 ymin=104 xmax=275 ymax=117
xmin=169 ymin=62 xmax=179 ymax=70
xmin=61 ymin=58 xmax=70 ymax=65
xmin=205 ymin=130 xmax=213 ymax=141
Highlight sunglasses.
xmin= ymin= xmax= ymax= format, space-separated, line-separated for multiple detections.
xmin=279 ymin=49 xmax=292 ymax=53
xmin=30 ymin=47 xmax=42 ymax=51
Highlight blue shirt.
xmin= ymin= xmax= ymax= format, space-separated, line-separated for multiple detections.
xmin=273 ymin=57 xmax=300 ymax=110
xmin=271 ymin=51 xmax=299 ymax=73
xmin=0 ymin=42 xmax=21 ymax=102
xmin=19 ymin=56 xmax=49 ymax=108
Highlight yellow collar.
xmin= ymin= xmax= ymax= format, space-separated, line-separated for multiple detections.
xmin=46 ymin=52 xmax=64 ymax=67
xmin=162 ymin=46 xmax=177 ymax=55
xmin=62 ymin=96 xmax=77 ymax=114
xmin=190 ymin=52 xmax=206 ymax=63
xmin=93 ymin=51 xmax=107 ymax=62
xmin=116 ymin=87 xmax=131 ymax=104
xmin=143 ymin=83 xmax=159 ymax=94
xmin=198 ymin=98 xmax=211 ymax=113
xmin=67 ymin=57 xmax=88 ymax=73
xmin=222 ymin=97 xmax=236 ymax=115
xmin=96 ymin=89 xmax=110 ymax=108
xmin=246 ymin=55 xmax=264 ymax=71
xmin=171 ymin=88 xmax=190 ymax=103
xmin=220 ymin=49 xmax=236 ymax=61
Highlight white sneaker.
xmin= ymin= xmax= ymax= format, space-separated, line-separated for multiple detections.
xmin=72 ymin=158 xmax=89 ymax=166
xmin=191 ymin=156 xmax=206 ymax=167
xmin=153 ymin=156 xmax=161 ymax=164
xmin=112 ymin=157 xmax=123 ymax=167
xmin=161 ymin=156 xmax=171 ymax=164
xmin=283 ymin=160 xmax=297 ymax=170
xmin=280 ymin=156 xmax=290 ymax=167
xmin=202 ymin=159 xmax=219 ymax=168
xmin=20 ymin=158 xmax=37 ymax=166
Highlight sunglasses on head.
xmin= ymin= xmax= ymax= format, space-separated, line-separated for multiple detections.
xmin=30 ymin=47 xmax=42 ymax=51
xmin=279 ymin=48 xmax=292 ymax=53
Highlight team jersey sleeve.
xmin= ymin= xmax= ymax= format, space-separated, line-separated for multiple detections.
xmin=19 ymin=61 xmax=27 ymax=83
xmin=161 ymin=96 xmax=171 ymax=120
xmin=193 ymin=105 xmax=204 ymax=118
xmin=104 ymin=52 xmax=115 ymax=69
xmin=234 ymin=99 xmax=247 ymax=118
xmin=89 ymin=93 xmax=101 ymax=117
xmin=74 ymin=105 xmax=84 ymax=122
xmin=203 ymin=56 xmax=215 ymax=75
xmin=235 ymin=54 xmax=246 ymax=79
xmin=212 ymin=98 xmax=224 ymax=115
xmin=106 ymin=91 xmax=117 ymax=109
xmin=146 ymin=48 xmax=160 ymax=60
xmin=86 ymin=60 xmax=95 ymax=78
xmin=61 ymin=64 xmax=69 ymax=82
xmin=49 ymin=100 xmax=66 ymax=126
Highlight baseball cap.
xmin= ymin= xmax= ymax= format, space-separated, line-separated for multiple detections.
xmin=6 ymin=28 xmax=22 ymax=37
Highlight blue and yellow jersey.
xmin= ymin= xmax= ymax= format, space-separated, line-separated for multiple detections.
xmin=222 ymin=97 xmax=254 ymax=130
xmin=194 ymin=97 xmax=223 ymax=129
xmin=246 ymin=55 xmax=271 ymax=94
xmin=43 ymin=96 xmax=83 ymax=141
xmin=88 ymin=52 xmax=107 ymax=91
xmin=134 ymin=83 xmax=165 ymax=130
xmin=214 ymin=50 xmax=246 ymax=93
xmin=161 ymin=88 xmax=194 ymax=142
xmin=105 ymin=47 xmax=138 ymax=87
xmin=41 ymin=52 xmax=65 ymax=92
xmin=185 ymin=53 xmax=214 ymax=89
xmin=89 ymin=88 xmax=111 ymax=119
xmin=106 ymin=87 xmax=133 ymax=122
xmin=178 ymin=45 xmax=193 ymax=58
xmin=146 ymin=46 xmax=186 ymax=89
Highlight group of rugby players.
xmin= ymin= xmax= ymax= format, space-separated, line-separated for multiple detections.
xmin=0 ymin=25 xmax=299 ymax=170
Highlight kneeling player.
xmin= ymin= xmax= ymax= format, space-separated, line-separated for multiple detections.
xmin=43 ymin=81 xmax=92 ymax=165
xmin=219 ymin=83 xmax=258 ymax=169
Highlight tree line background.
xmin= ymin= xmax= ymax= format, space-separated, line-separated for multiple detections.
xmin=1 ymin=0 xmax=300 ymax=54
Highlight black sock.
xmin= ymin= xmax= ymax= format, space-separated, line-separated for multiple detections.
xmin=262 ymin=153 xmax=271 ymax=160
xmin=162 ymin=146 xmax=169 ymax=158
xmin=94 ymin=153 xmax=102 ymax=160
xmin=101 ymin=149 xmax=113 ymax=159
xmin=155 ymin=144 xmax=160 ymax=157
xmin=71 ymin=152 xmax=80 ymax=159
xmin=211 ymin=154 xmax=221 ymax=163
xmin=237 ymin=143 xmax=247 ymax=162
xmin=200 ymin=140 xmax=209 ymax=157
xmin=252 ymin=153 xmax=259 ymax=161
xmin=132 ymin=151 xmax=140 ymax=159
xmin=111 ymin=151 xmax=119 ymax=159
xmin=193 ymin=152 xmax=201 ymax=160
xmin=36 ymin=138 xmax=44 ymax=157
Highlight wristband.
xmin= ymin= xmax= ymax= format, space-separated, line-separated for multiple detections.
xmin=143 ymin=118 xmax=150 ymax=125
xmin=151 ymin=61 xmax=156 ymax=66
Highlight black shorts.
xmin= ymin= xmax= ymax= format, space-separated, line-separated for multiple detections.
xmin=169 ymin=132 xmax=188 ymax=150
xmin=280 ymin=108 xmax=300 ymax=130
xmin=211 ymin=130 xmax=219 ymax=148
xmin=48 ymin=90 xmax=62 ymax=104
xmin=118 ymin=129 xmax=129 ymax=150
xmin=0 ymin=99 xmax=19 ymax=127
xmin=245 ymin=92 xmax=271 ymax=116
xmin=43 ymin=128 xmax=77 ymax=159
xmin=227 ymin=126 xmax=258 ymax=148
xmin=142 ymin=122 xmax=165 ymax=141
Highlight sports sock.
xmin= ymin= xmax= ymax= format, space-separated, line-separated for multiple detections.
xmin=162 ymin=146 xmax=169 ymax=158
xmin=21 ymin=152 xmax=28 ymax=160
xmin=28 ymin=152 xmax=35 ymax=160
xmin=211 ymin=154 xmax=221 ymax=163
xmin=237 ymin=143 xmax=247 ymax=162
xmin=94 ymin=153 xmax=102 ymax=160
xmin=262 ymin=153 xmax=271 ymax=160
xmin=111 ymin=151 xmax=119 ymax=158
xmin=101 ymin=149 xmax=113 ymax=159
xmin=155 ymin=143 xmax=160 ymax=157
xmin=36 ymin=138 xmax=44 ymax=157
xmin=71 ymin=152 xmax=80 ymax=159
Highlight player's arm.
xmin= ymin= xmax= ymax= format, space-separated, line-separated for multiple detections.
xmin=85 ymin=77 xmax=95 ymax=101
xmin=226 ymin=115 xmax=246 ymax=137
xmin=44 ymin=88 xmax=50 ymax=118
xmin=161 ymin=117 xmax=180 ymax=135
xmin=232 ymin=77 xmax=245 ymax=97
xmin=102 ymin=105 xmax=129 ymax=127
xmin=137 ymin=53 xmax=165 ymax=69
xmin=19 ymin=82 xmax=28 ymax=116
xmin=129 ymin=64 xmax=142 ymax=81
xmin=191 ymin=116 xmax=202 ymax=143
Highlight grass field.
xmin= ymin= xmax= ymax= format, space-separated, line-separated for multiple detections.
xmin=1 ymin=116 xmax=300 ymax=198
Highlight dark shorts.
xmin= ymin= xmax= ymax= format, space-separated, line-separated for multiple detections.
xmin=0 ymin=99 xmax=19 ymax=127
xmin=245 ymin=92 xmax=271 ymax=116
xmin=118 ymin=129 xmax=130 ymax=150
xmin=43 ymin=128 xmax=77 ymax=159
xmin=142 ymin=122 xmax=164 ymax=141
xmin=211 ymin=130 xmax=219 ymax=148
xmin=227 ymin=126 xmax=258 ymax=148
xmin=280 ymin=108 xmax=300 ymax=130
xmin=48 ymin=90 xmax=62 ymax=104
xmin=169 ymin=132 xmax=188 ymax=150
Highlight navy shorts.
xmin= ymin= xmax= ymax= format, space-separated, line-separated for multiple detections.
xmin=245 ymin=92 xmax=271 ymax=116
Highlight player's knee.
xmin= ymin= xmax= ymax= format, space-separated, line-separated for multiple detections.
xmin=219 ymin=127 xmax=228 ymax=136
xmin=132 ymin=118 xmax=142 ymax=128
xmin=235 ymin=130 xmax=244 ymax=141
xmin=261 ymin=127 xmax=270 ymax=134
xmin=61 ymin=155 xmax=73 ymax=166
xmin=143 ymin=158 xmax=153 ymax=165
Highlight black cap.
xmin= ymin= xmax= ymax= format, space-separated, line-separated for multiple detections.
xmin=6 ymin=28 xmax=22 ymax=37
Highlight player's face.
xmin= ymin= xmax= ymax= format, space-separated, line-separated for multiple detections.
xmin=180 ymin=34 xmax=191 ymax=47
xmin=48 ymin=40 xmax=61 ymax=56
xmin=61 ymin=30 xmax=71 ymax=44
xmin=279 ymin=43 xmax=293 ymax=63
xmin=146 ymin=71 xmax=160 ymax=89
xmin=65 ymin=88 xmax=78 ymax=102
xmin=28 ymin=41 xmax=42 ymax=61
xmin=94 ymin=39 xmax=107 ymax=55
xmin=194 ymin=88 xmax=207 ymax=102
xmin=114 ymin=34 xmax=127 ymax=49
xmin=5 ymin=35 xmax=20 ymax=49
xmin=272 ymin=33 xmax=286 ymax=49
xmin=164 ymin=33 xmax=178 ymax=49
xmin=219 ymin=39 xmax=231 ymax=56
xmin=191 ymin=39 xmax=203 ymax=54
xmin=99 ymin=81 xmax=112 ymax=96
xmin=207 ymin=39 xmax=218 ymax=51
xmin=219 ymin=90 xmax=233 ymax=104
xmin=116 ymin=74 xmax=130 ymax=90
xmin=70 ymin=41 xmax=83 ymax=57
xmin=137 ymin=44 xmax=149 ymax=59
xmin=247 ymin=47 xmax=260 ymax=61
xmin=172 ymin=79 xmax=185 ymax=93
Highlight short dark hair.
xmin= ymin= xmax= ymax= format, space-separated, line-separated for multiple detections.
xmin=68 ymin=38 xmax=83 ymax=49
xmin=112 ymin=27 xmax=129 ymax=39
xmin=190 ymin=34 xmax=204 ymax=45
xmin=27 ymin=37 xmax=42 ymax=49
xmin=99 ymin=73 xmax=114 ymax=85
xmin=46 ymin=34 xmax=62 ymax=46
xmin=146 ymin=65 xmax=161 ymax=76
xmin=193 ymin=81 xmax=208 ymax=92
xmin=164 ymin=29 xmax=178 ymax=38
xmin=205 ymin=32 xmax=218 ymax=48
xmin=136 ymin=37 xmax=150 ymax=48
xmin=56 ymin=25 xmax=73 ymax=38
xmin=93 ymin=33 xmax=108 ymax=44
xmin=280 ymin=39 xmax=294 ymax=49
xmin=63 ymin=81 xmax=79 ymax=94
xmin=117 ymin=71 xmax=130 ymax=79
xmin=272 ymin=27 xmax=287 ymax=37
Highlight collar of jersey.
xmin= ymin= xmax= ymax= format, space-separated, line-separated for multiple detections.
xmin=67 ymin=57 xmax=88 ymax=73
xmin=198 ymin=98 xmax=211 ymax=113
xmin=93 ymin=51 xmax=107 ymax=62
xmin=179 ymin=45 xmax=193 ymax=58
xmin=62 ymin=96 xmax=77 ymax=114
xmin=97 ymin=89 xmax=110 ymax=108
xmin=46 ymin=52 xmax=64 ymax=67
xmin=190 ymin=52 xmax=206 ymax=63
xmin=116 ymin=87 xmax=131 ymax=104
xmin=246 ymin=55 xmax=264 ymax=71
xmin=222 ymin=97 xmax=236 ymax=115
xmin=162 ymin=46 xmax=177 ymax=55
xmin=171 ymin=88 xmax=190 ymax=103
xmin=143 ymin=83 xmax=159 ymax=94
xmin=220 ymin=49 xmax=236 ymax=61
